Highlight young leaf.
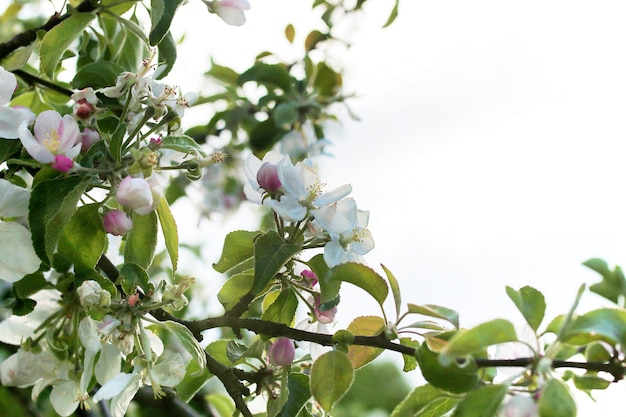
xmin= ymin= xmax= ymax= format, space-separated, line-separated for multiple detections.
xmin=538 ymin=379 xmax=577 ymax=417
xmin=452 ymin=384 xmax=507 ymax=417
xmin=320 ymin=262 xmax=388 ymax=309
xmin=124 ymin=211 xmax=158 ymax=269
xmin=310 ymin=350 xmax=354 ymax=412
xmin=440 ymin=319 xmax=517 ymax=364
xmin=156 ymin=197 xmax=178 ymax=273
xmin=583 ymin=258 xmax=626 ymax=305
xmin=505 ymin=285 xmax=546 ymax=332
xmin=382 ymin=264 xmax=402 ymax=320
xmin=153 ymin=320 xmax=205 ymax=370
xmin=407 ymin=303 xmax=460 ymax=329
xmin=262 ymin=288 xmax=298 ymax=326
xmin=29 ymin=176 xmax=88 ymax=265
xmin=563 ymin=308 xmax=626 ymax=347
xmin=160 ymin=135 xmax=203 ymax=154
xmin=252 ymin=230 xmax=301 ymax=294
xmin=390 ymin=384 xmax=456 ymax=417
xmin=277 ymin=373 xmax=311 ymax=417
xmin=416 ymin=342 xmax=478 ymax=394
xmin=40 ymin=13 xmax=95 ymax=78
xmin=56 ymin=204 xmax=105 ymax=274
xmin=119 ymin=263 xmax=153 ymax=295
xmin=217 ymin=272 xmax=254 ymax=311
xmin=213 ymin=230 xmax=259 ymax=273
xmin=149 ymin=0 xmax=183 ymax=46
xmin=345 ymin=315 xmax=385 ymax=369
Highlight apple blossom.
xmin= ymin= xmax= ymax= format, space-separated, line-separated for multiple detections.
xmin=323 ymin=208 xmax=374 ymax=267
xmin=269 ymin=155 xmax=352 ymax=222
xmin=0 ymin=180 xmax=40 ymax=282
xmin=210 ymin=0 xmax=251 ymax=26
xmin=268 ymin=338 xmax=296 ymax=366
xmin=243 ymin=151 xmax=288 ymax=203
xmin=71 ymin=87 xmax=98 ymax=119
xmin=77 ymin=280 xmax=111 ymax=308
xmin=103 ymin=209 xmax=133 ymax=236
xmin=0 ymin=65 xmax=35 ymax=139
xmin=80 ymin=127 xmax=100 ymax=153
xmin=117 ymin=176 xmax=162 ymax=215
xmin=18 ymin=110 xmax=82 ymax=166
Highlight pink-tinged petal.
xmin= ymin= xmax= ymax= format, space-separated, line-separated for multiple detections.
xmin=51 ymin=155 xmax=74 ymax=172
xmin=18 ymin=121 xmax=54 ymax=163
xmin=58 ymin=114 xmax=81 ymax=153
xmin=103 ymin=210 xmax=133 ymax=236
xmin=0 ymin=67 xmax=17 ymax=106
xmin=33 ymin=110 xmax=62 ymax=142
xmin=215 ymin=0 xmax=251 ymax=26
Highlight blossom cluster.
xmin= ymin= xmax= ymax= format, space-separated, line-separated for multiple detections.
xmin=244 ymin=151 xmax=375 ymax=267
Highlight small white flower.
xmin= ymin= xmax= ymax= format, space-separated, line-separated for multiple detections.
xmin=0 ymin=66 xmax=35 ymax=139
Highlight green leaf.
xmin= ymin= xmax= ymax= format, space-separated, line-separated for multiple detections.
xmin=406 ymin=304 xmax=459 ymax=329
xmin=29 ymin=176 xmax=88 ymax=265
xmin=313 ymin=62 xmax=341 ymax=97
xmin=149 ymin=0 xmax=182 ymax=46
xmin=563 ymin=308 xmax=626 ymax=346
xmin=538 ymin=379 xmax=577 ymax=417
xmin=206 ymin=60 xmax=240 ymax=85
xmin=119 ymin=263 xmax=153 ymax=294
xmin=304 ymin=29 xmax=328 ymax=52
xmin=57 ymin=204 xmax=105 ymax=274
xmin=217 ymin=272 xmax=254 ymax=311
xmin=505 ymin=285 xmax=546 ymax=332
xmin=109 ymin=122 xmax=128 ymax=163
xmin=382 ymin=264 xmax=402 ymax=320
xmin=417 ymin=342 xmax=478 ymax=394
xmin=277 ymin=373 xmax=311 ymax=417
xmin=72 ymin=61 xmax=126 ymax=89
xmin=320 ymin=262 xmax=388 ymax=309
xmin=252 ymin=230 xmax=301 ymax=294
xmin=274 ymin=102 xmax=299 ymax=128
xmin=0 ymin=41 xmax=36 ymax=71
xmin=175 ymin=358 xmax=213 ymax=403
xmin=40 ymin=13 xmax=95 ymax=78
xmin=345 ymin=316 xmax=385 ymax=369
xmin=205 ymin=393 xmax=235 ymax=417
xmin=0 ymin=139 xmax=23 ymax=163
xmin=155 ymin=30 xmax=177 ymax=79
xmin=584 ymin=258 xmax=626 ymax=305
xmin=440 ymin=319 xmax=517 ymax=364
xmin=390 ymin=384 xmax=456 ymax=417
xmin=13 ymin=273 xmax=51 ymax=299
xmin=399 ymin=337 xmax=420 ymax=372
xmin=239 ymin=63 xmax=292 ymax=91
xmin=452 ymin=384 xmax=507 ymax=417
xmin=572 ymin=374 xmax=610 ymax=392
xmin=124 ymin=211 xmax=158 ymax=269
xmin=160 ymin=135 xmax=203 ymax=154
xmin=310 ymin=350 xmax=354 ymax=412
xmin=383 ymin=0 xmax=400 ymax=28
xmin=262 ymin=288 xmax=298 ymax=326
xmin=213 ymin=230 xmax=259 ymax=273
xmin=156 ymin=197 xmax=178 ymax=273
xmin=154 ymin=320 xmax=205 ymax=370
xmin=284 ymin=24 xmax=296 ymax=43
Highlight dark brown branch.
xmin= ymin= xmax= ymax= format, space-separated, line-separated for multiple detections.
xmin=14 ymin=69 xmax=74 ymax=97
xmin=0 ymin=0 xmax=99 ymax=62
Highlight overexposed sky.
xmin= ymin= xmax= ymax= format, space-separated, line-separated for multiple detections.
xmin=174 ymin=1 xmax=626 ymax=413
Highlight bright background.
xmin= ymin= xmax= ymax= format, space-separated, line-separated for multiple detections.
xmin=168 ymin=1 xmax=626 ymax=414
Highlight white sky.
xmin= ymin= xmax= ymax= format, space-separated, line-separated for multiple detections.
xmin=169 ymin=1 xmax=626 ymax=413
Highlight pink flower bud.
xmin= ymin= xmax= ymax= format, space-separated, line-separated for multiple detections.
xmin=314 ymin=294 xmax=337 ymax=324
xmin=103 ymin=210 xmax=133 ymax=236
xmin=81 ymin=128 xmax=100 ymax=153
xmin=74 ymin=99 xmax=94 ymax=119
xmin=256 ymin=162 xmax=281 ymax=192
xmin=52 ymin=154 xmax=74 ymax=172
xmin=268 ymin=338 xmax=295 ymax=366
xmin=117 ymin=176 xmax=161 ymax=215
xmin=301 ymin=269 xmax=318 ymax=287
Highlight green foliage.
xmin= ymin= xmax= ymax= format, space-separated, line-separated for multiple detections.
xmin=124 ymin=211 xmax=158 ymax=269
xmin=417 ymin=341 xmax=479 ymax=394
xmin=40 ymin=12 xmax=95 ymax=77
xmin=310 ymin=350 xmax=354 ymax=412
xmin=213 ymin=230 xmax=259 ymax=273
xmin=452 ymin=384 xmax=507 ymax=417
xmin=56 ymin=204 xmax=106 ymax=274
xmin=319 ymin=262 xmax=388 ymax=310
xmin=252 ymin=230 xmax=301 ymax=294
xmin=391 ymin=384 xmax=457 ymax=417
xmin=440 ymin=319 xmax=517 ymax=365
xmin=538 ymin=379 xmax=577 ymax=417
xmin=506 ymin=285 xmax=546 ymax=332
xmin=156 ymin=197 xmax=178 ymax=273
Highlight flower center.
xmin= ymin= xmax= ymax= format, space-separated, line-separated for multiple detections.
xmin=43 ymin=129 xmax=61 ymax=153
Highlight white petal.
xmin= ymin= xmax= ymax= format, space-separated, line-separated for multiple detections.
xmin=0 ymin=67 xmax=17 ymax=105
xmin=0 ymin=222 xmax=41 ymax=282
xmin=0 ymin=179 xmax=30 ymax=217
xmin=0 ymin=107 xmax=24 ymax=139
xmin=0 ymin=290 xmax=61 ymax=344
xmin=92 ymin=372 xmax=135 ymax=402
xmin=315 ymin=184 xmax=352 ymax=207
xmin=323 ymin=239 xmax=347 ymax=268
xmin=79 ymin=317 xmax=102 ymax=353
xmin=110 ymin=372 xmax=143 ymax=417
xmin=268 ymin=196 xmax=307 ymax=221
xmin=313 ymin=198 xmax=357 ymax=234
xmin=50 ymin=380 xmax=80 ymax=417
xmin=216 ymin=7 xmax=246 ymax=26
xmin=95 ymin=344 xmax=122 ymax=385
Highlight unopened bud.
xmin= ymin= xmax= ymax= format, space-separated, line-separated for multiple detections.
xmin=52 ymin=155 xmax=74 ymax=172
xmin=268 ymin=338 xmax=295 ymax=366
xmin=257 ymin=162 xmax=281 ymax=192
xmin=103 ymin=210 xmax=133 ymax=236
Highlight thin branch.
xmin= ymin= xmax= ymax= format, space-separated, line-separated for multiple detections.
xmin=0 ymin=0 xmax=99 ymax=62
xmin=14 ymin=69 xmax=74 ymax=97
